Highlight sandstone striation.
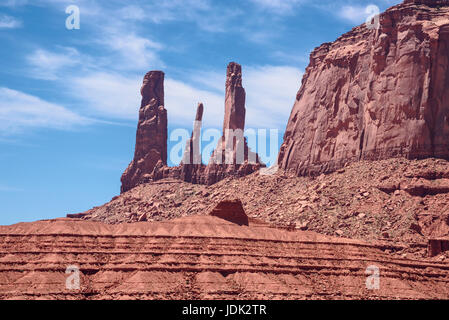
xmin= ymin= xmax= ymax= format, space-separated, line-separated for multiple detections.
xmin=121 ymin=71 xmax=167 ymax=193
xmin=279 ymin=0 xmax=449 ymax=177
xmin=2 ymin=216 xmax=449 ymax=299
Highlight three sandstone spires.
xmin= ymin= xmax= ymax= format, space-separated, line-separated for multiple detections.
xmin=121 ymin=62 xmax=264 ymax=193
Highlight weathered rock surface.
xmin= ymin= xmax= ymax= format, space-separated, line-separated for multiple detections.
xmin=279 ymin=0 xmax=449 ymax=176
xmin=204 ymin=62 xmax=263 ymax=184
xmin=2 ymin=216 xmax=449 ymax=300
xmin=209 ymin=199 xmax=249 ymax=226
xmin=121 ymin=71 xmax=167 ymax=193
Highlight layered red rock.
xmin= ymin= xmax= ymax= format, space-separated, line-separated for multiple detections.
xmin=209 ymin=199 xmax=249 ymax=226
xmin=121 ymin=71 xmax=167 ymax=193
xmin=278 ymin=1 xmax=449 ymax=177
xmin=3 ymin=216 xmax=449 ymax=299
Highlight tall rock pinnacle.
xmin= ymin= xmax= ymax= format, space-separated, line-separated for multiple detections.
xmin=223 ymin=62 xmax=246 ymax=133
xmin=177 ymin=103 xmax=205 ymax=183
xmin=205 ymin=62 xmax=263 ymax=183
xmin=121 ymin=71 xmax=168 ymax=193
xmin=182 ymin=102 xmax=204 ymax=166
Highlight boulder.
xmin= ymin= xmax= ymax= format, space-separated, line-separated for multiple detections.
xmin=209 ymin=199 xmax=249 ymax=226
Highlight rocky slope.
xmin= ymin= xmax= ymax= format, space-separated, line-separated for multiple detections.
xmin=2 ymin=216 xmax=449 ymax=300
xmin=278 ymin=0 xmax=449 ymax=176
xmin=74 ymin=157 xmax=449 ymax=259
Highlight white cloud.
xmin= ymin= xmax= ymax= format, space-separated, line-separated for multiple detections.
xmin=102 ymin=33 xmax=164 ymax=71
xmin=66 ymin=65 xmax=301 ymax=131
xmin=165 ymin=78 xmax=223 ymax=128
xmin=118 ymin=5 xmax=146 ymax=21
xmin=190 ymin=70 xmax=225 ymax=93
xmin=185 ymin=65 xmax=302 ymax=129
xmin=0 ymin=14 xmax=22 ymax=28
xmin=245 ymin=65 xmax=302 ymax=128
xmin=70 ymin=72 xmax=141 ymax=120
xmin=67 ymin=71 xmax=224 ymax=127
xmin=149 ymin=65 xmax=302 ymax=130
xmin=338 ymin=5 xmax=372 ymax=24
xmin=26 ymin=47 xmax=82 ymax=80
xmin=0 ymin=87 xmax=90 ymax=135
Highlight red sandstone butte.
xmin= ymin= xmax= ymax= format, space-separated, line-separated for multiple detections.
xmin=121 ymin=71 xmax=167 ymax=193
xmin=278 ymin=0 xmax=449 ymax=177
xmin=209 ymin=199 xmax=249 ymax=226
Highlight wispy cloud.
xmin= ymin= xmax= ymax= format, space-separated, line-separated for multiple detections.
xmin=17 ymin=0 xmax=304 ymax=133
xmin=0 ymin=0 xmax=28 ymax=7
xmin=66 ymin=71 xmax=224 ymax=127
xmin=189 ymin=65 xmax=302 ymax=129
xmin=165 ymin=78 xmax=224 ymax=127
xmin=249 ymin=0 xmax=304 ymax=14
xmin=0 ymin=87 xmax=91 ymax=135
xmin=100 ymin=32 xmax=164 ymax=71
xmin=118 ymin=5 xmax=146 ymax=21
xmin=245 ymin=65 xmax=302 ymax=128
xmin=26 ymin=47 xmax=82 ymax=80
xmin=69 ymin=72 xmax=141 ymax=120
xmin=338 ymin=5 xmax=372 ymax=24
xmin=0 ymin=14 xmax=22 ymax=28
xmin=62 ymin=64 xmax=301 ymax=131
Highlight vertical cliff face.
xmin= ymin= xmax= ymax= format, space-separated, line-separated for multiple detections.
xmin=121 ymin=71 xmax=167 ymax=193
xmin=278 ymin=0 xmax=449 ymax=176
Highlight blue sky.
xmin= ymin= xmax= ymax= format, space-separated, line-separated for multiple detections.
xmin=0 ymin=0 xmax=400 ymax=225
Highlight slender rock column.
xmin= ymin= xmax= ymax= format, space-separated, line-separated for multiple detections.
xmin=121 ymin=71 xmax=168 ymax=193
